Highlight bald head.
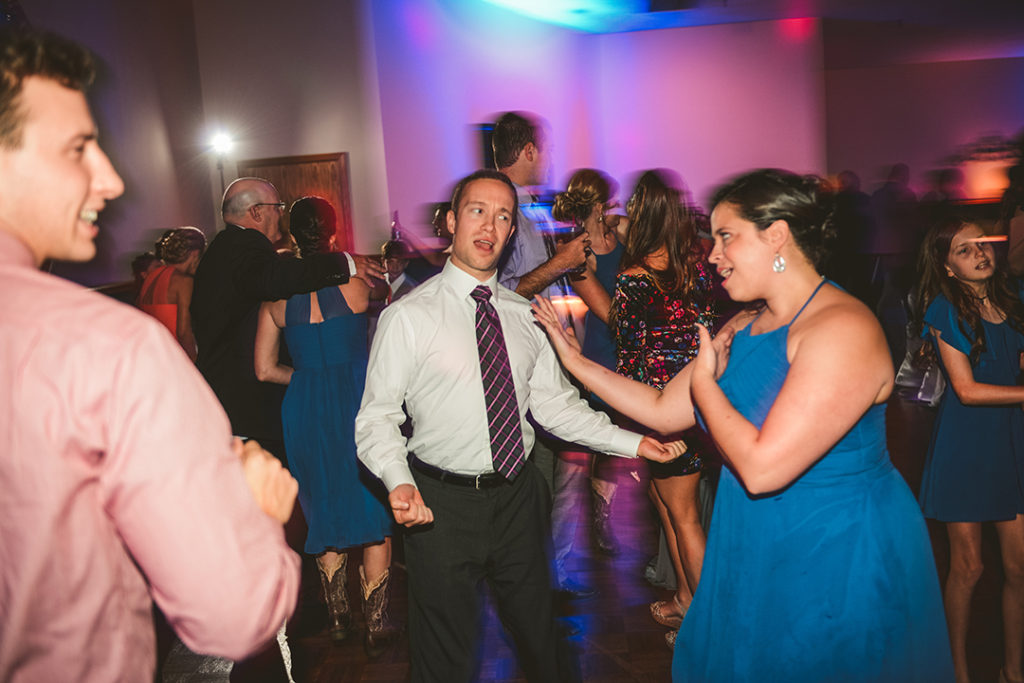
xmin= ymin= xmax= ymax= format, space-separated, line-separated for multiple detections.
xmin=222 ymin=177 xmax=283 ymax=241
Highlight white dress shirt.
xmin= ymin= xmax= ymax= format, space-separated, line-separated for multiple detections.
xmin=356 ymin=259 xmax=642 ymax=491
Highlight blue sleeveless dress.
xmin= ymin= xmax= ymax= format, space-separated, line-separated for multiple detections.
xmin=281 ymin=287 xmax=393 ymax=554
xmin=673 ymin=281 xmax=952 ymax=682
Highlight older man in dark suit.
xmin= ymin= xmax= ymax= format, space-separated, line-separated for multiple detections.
xmin=192 ymin=177 xmax=383 ymax=459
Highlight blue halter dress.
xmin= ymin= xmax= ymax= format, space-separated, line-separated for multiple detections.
xmin=281 ymin=286 xmax=393 ymax=554
xmin=673 ymin=280 xmax=952 ymax=682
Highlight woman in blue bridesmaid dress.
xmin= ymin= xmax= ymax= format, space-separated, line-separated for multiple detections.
xmin=913 ymin=216 xmax=1024 ymax=683
xmin=254 ymin=197 xmax=396 ymax=656
xmin=533 ymin=169 xmax=952 ymax=682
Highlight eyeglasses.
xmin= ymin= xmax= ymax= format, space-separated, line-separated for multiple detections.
xmin=253 ymin=202 xmax=286 ymax=211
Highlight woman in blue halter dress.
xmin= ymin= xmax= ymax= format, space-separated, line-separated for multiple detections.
xmin=532 ymin=169 xmax=952 ymax=682
xmin=254 ymin=197 xmax=396 ymax=654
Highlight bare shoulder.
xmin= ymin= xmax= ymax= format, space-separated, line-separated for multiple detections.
xmin=791 ymin=286 xmax=888 ymax=358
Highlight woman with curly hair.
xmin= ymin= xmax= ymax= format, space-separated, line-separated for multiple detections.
xmin=548 ymin=169 xmax=627 ymax=589
xmin=913 ymin=215 xmax=1024 ymax=683
xmin=136 ymin=226 xmax=206 ymax=361
xmin=609 ymin=170 xmax=715 ymax=646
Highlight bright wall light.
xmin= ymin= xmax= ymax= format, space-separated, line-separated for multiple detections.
xmin=211 ymin=132 xmax=234 ymax=155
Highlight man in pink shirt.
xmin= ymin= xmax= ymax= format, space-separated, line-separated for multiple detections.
xmin=0 ymin=29 xmax=302 ymax=682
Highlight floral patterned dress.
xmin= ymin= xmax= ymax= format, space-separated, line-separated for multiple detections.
xmin=612 ymin=259 xmax=715 ymax=475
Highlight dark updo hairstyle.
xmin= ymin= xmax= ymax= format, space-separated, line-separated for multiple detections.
xmin=154 ymin=226 xmax=206 ymax=264
xmin=710 ymin=168 xmax=837 ymax=271
xmin=619 ymin=169 xmax=701 ymax=297
xmin=551 ymin=168 xmax=616 ymax=227
xmin=288 ymin=196 xmax=336 ymax=258
xmin=911 ymin=213 xmax=1024 ymax=366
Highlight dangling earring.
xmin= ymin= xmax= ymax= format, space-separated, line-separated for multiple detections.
xmin=772 ymin=253 xmax=786 ymax=273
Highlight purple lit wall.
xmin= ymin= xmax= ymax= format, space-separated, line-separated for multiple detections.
xmin=826 ymin=57 xmax=1024 ymax=198
xmin=369 ymin=3 xmax=826 ymax=231
xmin=369 ymin=0 xmax=597 ymax=233
xmin=21 ymin=0 xmax=1024 ymax=286
xmin=594 ymin=18 xmax=826 ymax=209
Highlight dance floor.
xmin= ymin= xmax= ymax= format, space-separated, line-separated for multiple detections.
xmin=160 ymin=397 xmax=1006 ymax=682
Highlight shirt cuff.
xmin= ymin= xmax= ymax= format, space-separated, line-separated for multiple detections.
xmin=344 ymin=252 xmax=356 ymax=277
xmin=381 ymin=461 xmax=416 ymax=491
xmin=605 ymin=430 xmax=644 ymax=458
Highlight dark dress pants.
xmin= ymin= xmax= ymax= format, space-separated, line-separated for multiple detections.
xmin=404 ymin=459 xmax=571 ymax=682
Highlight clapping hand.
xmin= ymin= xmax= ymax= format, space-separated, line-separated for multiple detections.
xmin=695 ymin=323 xmax=734 ymax=381
xmin=531 ymin=296 xmax=582 ymax=358
xmin=636 ymin=435 xmax=688 ymax=463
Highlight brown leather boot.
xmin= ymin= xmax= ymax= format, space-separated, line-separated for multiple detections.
xmin=318 ymin=554 xmax=352 ymax=642
xmin=360 ymin=565 xmax=399 ymax=658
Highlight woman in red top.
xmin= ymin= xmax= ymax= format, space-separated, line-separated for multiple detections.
xmin=136 ymin=226 xmax=206 ymax=361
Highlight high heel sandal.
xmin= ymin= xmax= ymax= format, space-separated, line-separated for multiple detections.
xmin=649 ymin=593 xmax=686 ymax=628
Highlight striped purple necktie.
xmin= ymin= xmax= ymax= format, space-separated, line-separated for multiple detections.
xmin=470 ymin=285 xmax=525 ymax=481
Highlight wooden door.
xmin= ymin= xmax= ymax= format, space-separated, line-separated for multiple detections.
xmin=235 ymin=152 xmax=353 ymax=252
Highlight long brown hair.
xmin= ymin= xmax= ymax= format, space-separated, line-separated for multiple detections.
xmin=911 ymin=214 xmax=1024 ymax=365
xmin=619 ymin=170 xmax=701 ymax=297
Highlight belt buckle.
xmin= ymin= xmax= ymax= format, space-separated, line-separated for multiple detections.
xmin=474 ymin=474 xmax=482 ymax=490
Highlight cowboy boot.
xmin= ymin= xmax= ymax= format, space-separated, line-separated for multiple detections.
xmin=592 ymin=484 xmax=619 ymax=556
xmin=360 ymin=565 xmax=399 ymax=658
xmin=317 ymin=554 xmax=352 ymax=642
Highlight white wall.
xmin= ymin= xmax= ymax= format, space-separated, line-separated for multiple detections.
xmin=368 ymin=0 xmax=596 ymax=237
xmin=190 ymin=0 xmax=391 ymax=252
xmin=28 ymin=0 xmax=215 ymax=286
xmin=369 ymin=5 xmax=826 ymax=228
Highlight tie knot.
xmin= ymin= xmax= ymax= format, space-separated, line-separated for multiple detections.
xmin=470 ymin=285 xmax=492 ymax=305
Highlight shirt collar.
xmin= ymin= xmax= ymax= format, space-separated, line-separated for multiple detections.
xmin=441 ymin=258 xmax=500 ymax=303
xmin=389 ymin=272 xmax=407 ymax=293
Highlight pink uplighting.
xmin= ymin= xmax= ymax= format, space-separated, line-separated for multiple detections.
xmin=778 ymin=17 xmax=815 ymax=43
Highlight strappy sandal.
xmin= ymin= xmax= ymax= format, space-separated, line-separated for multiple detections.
xmin=665 ymin=629 xmax=678 ymax=649
xmin=649 ymin=594 xmax=686 ymax=628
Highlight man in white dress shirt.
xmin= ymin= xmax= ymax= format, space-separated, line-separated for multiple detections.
xmin=356 ymin=169 xmax=678 ymax=682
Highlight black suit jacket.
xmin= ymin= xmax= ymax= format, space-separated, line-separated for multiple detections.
xmin=191 ymin=224 xmax=350 ymax=443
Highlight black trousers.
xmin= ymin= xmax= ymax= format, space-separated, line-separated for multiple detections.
xmin=404 ymin=460 xmax=572 ymax=682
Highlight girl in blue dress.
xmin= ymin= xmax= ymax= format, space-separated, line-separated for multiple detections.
xmin=533 ymin=169 xmax=952 ymax=682
xmin=913 ymin=216 xmax=1024 ymax=683
xmin=254 ymin=197 xmax=397 ymax=656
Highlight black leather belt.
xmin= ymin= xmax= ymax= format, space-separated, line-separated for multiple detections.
xmin=409 ymin=455 xmax=508 ymax=489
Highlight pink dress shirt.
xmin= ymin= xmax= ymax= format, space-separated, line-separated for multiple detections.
xmin=0 ymin=231 xmax=300 ymax=682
